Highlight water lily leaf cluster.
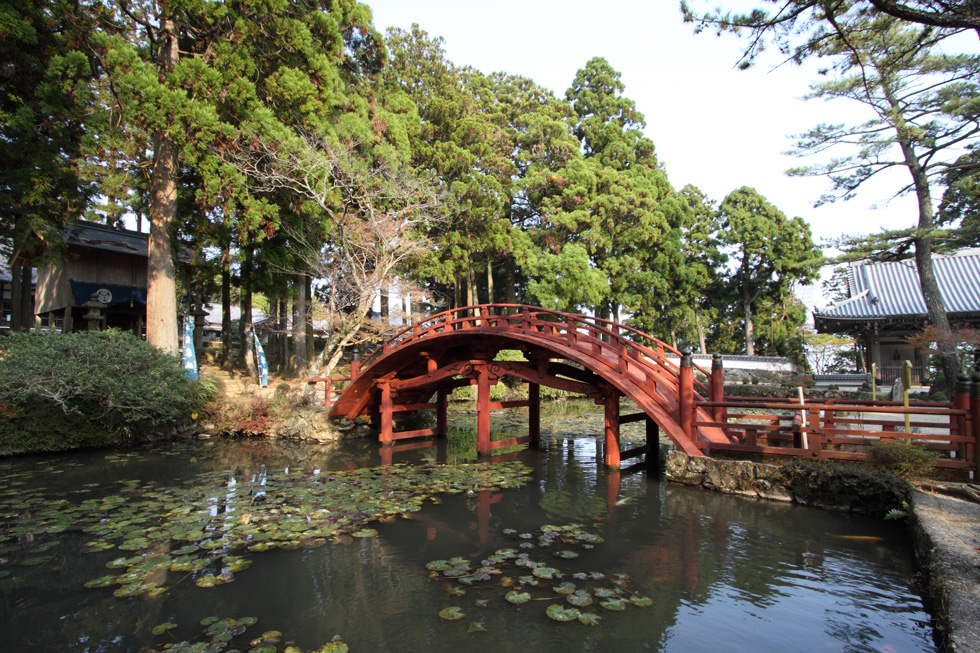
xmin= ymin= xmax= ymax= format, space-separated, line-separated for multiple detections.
xmin=146 ymin=615 xmax=348 ymax=653
xmin=0 ymin=460 xmax=530 ymax=598
xmin=428 ymin=523 xmax=653 ymax=629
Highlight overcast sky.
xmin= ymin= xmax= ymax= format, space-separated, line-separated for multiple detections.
xmin=366 ymin=1 xmax=977 ymax=310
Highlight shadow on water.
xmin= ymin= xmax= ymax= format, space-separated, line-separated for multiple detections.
xmin=0 ymin=399 xmax=934 ymax=652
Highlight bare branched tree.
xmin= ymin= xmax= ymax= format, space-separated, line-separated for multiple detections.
xmin=223 ymin=129 xmax=445 ymax=377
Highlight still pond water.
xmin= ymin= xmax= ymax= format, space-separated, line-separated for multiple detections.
xmin=0 ymin=401 xmax=934 ymax=652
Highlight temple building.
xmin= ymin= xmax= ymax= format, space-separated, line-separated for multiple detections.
xmin=813 ymin=249 xmax=980 ymax=386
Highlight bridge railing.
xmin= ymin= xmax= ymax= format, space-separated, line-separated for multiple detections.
xmin=359 ymin=304 xmax=713 ymax=398
xmin=307 ymin=376 xmax=351 ymax=407
xmin=693 ymin=394 xmax=978 ymax=472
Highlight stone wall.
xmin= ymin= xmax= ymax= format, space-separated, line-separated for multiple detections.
xmin=664 ymin=451 xmax=793 ymax=502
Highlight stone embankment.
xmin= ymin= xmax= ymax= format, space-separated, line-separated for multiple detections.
xmin=196 ymin=365 xmax=357 ymax=441
xmin=666 ymin=450 xmax=980 ymax=651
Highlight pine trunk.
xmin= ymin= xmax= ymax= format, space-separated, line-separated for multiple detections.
xmin=221 ymin=246 xmax=232 ymax=368
xmin=291 ymin=272 xmax=308 ymax=374
xmin=743 ymin=291 xmax=755 ymax=357
xmin=145 ymin=16 xmax=180 ymax=354
xmin=486 ymin=257 xmax=494 ymax=305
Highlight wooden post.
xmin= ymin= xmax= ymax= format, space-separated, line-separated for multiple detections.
xmin=970 ymin=374 xmax=980 ymax=474
xmin=476 ymin=362 xmax=491 ymax=457
xmin=646 ymin=417 xmax=660 ymax=472
xmin=379 ymin=381 xmax=393 ymax=445
xmin=528 ymin=382 xmax=540 ymax=447
xmin=955 ymin=374 xmax=971 ymax=460
xmin=679 ymin=351 xmax=694 ymax=441
xmin=323 ymin=378 xmax=332 ymax=407
xmin=604 ymin=389 xmax=621 ymax=468
xmin=710 ymin=353 xmax=724 ymax=423
xmin=437 ymin=387 xmax=449 ymax=438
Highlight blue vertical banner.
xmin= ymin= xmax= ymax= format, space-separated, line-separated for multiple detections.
xmin=250 ymin=325 xmax=269 ymax=387
xmin=182 ymin=313 xmax=198 ymax=380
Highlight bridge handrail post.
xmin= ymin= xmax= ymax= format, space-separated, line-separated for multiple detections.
xmin=970 ymin=374 xmax=980 ymax=472
xmin=953 ymin=374 xmax=971 ymax=462
xmin=710 ymin=353 xmax=724 ymax=424
xmin=679 ymin=351 xmax=694 ymax=441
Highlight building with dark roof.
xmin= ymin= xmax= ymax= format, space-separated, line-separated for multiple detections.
xmin=813 ymin=249 xmax=980 ymax=385
xmin=11 ymin=222 xmax=152 ymax=334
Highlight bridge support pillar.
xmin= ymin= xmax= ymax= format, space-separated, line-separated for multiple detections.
xmin=379 ymin=381 xmax=393 ymax=445
xmin=529 ymin=382 xmax=540 ymax=447
xmin=476 ymin=362 xmax=491 ymax=457
xmin=646 ymin=417 xmax=660 ymax=472
xmin=437 ymin=387 xmax=449 ymax=438
xmin=604 ymin=390 xmax=621 ymax=468
xmin=679 ymin=352 xmax=694 ymax=442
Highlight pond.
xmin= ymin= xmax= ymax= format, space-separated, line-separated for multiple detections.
xmin=0 ymin=400 xmax=935 ymax=652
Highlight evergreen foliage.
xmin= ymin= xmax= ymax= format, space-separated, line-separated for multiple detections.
xmin=0 ymin=330 xmax=200 ymax=453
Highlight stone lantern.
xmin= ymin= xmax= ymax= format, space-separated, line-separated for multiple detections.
xmin=189 ymin=302 xmax=209 ymax=353
xmin=81 ymin=293 xmax=107 ymax=331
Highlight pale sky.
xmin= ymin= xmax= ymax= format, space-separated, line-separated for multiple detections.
xmin=366 ymin=0 xmax=976 ymax=310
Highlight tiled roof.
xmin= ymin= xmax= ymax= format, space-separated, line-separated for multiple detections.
xmin=65 ymin=222 xmax=148 ymax=257
xmin=814 ymin=250 xmax=980 ymax=320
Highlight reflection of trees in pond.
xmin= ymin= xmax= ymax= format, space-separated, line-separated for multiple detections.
xmin=196 ymin=437 xmax=376 ymax=476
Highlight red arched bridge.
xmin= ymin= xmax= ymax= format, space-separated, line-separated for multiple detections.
xmin=326 ymin=304 xmax=731 ymax=467
xmin=317 ymin=304 xmax=980 ymax=474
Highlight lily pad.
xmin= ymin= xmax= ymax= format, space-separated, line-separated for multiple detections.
xmin=577 ymin=612 xmax=602 ymax=626
xmin=532 ymin=566 xmax=560 ymax=579
xmin=505 ymin=591 xmax=531 ymax=604
xmin=600 ymin=598 xmax=628 ymax=611
xmin=439 ymin=606 xmax=466 ymax=621
xmin=467 ymin=622 xmax=487 ymax=633
xmin=567 ymin=591 xmax=593 ymax=607
xmin=151 ymin=622 xmax=177 ymax=636
xmin=553 ymin=550 xmax=579 ymax=559
xmin=350 ymin=528 xmax=378 ymax=538
xmin=546 ymin=604 xmax=581 ymax=622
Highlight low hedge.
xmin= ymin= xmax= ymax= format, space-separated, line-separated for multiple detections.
xmin=0 ymin=330 xmax=201 ymax=454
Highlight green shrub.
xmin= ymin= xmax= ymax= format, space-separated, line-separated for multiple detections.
xmin=775 ymin=458 xmax=912 ymax=517
xmin=866 ymin=439 xmax=940 ymax=480
xmin=0 ymin=330 xmax=198 ymax=453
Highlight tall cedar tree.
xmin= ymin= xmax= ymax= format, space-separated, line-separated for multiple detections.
xmin=716 ymin=187 xmax=820 ymax=356
xmin=557 ymin=57 xmax=688 ymax=323
xmin=88 ymin=0 xmax=388 ymax=356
